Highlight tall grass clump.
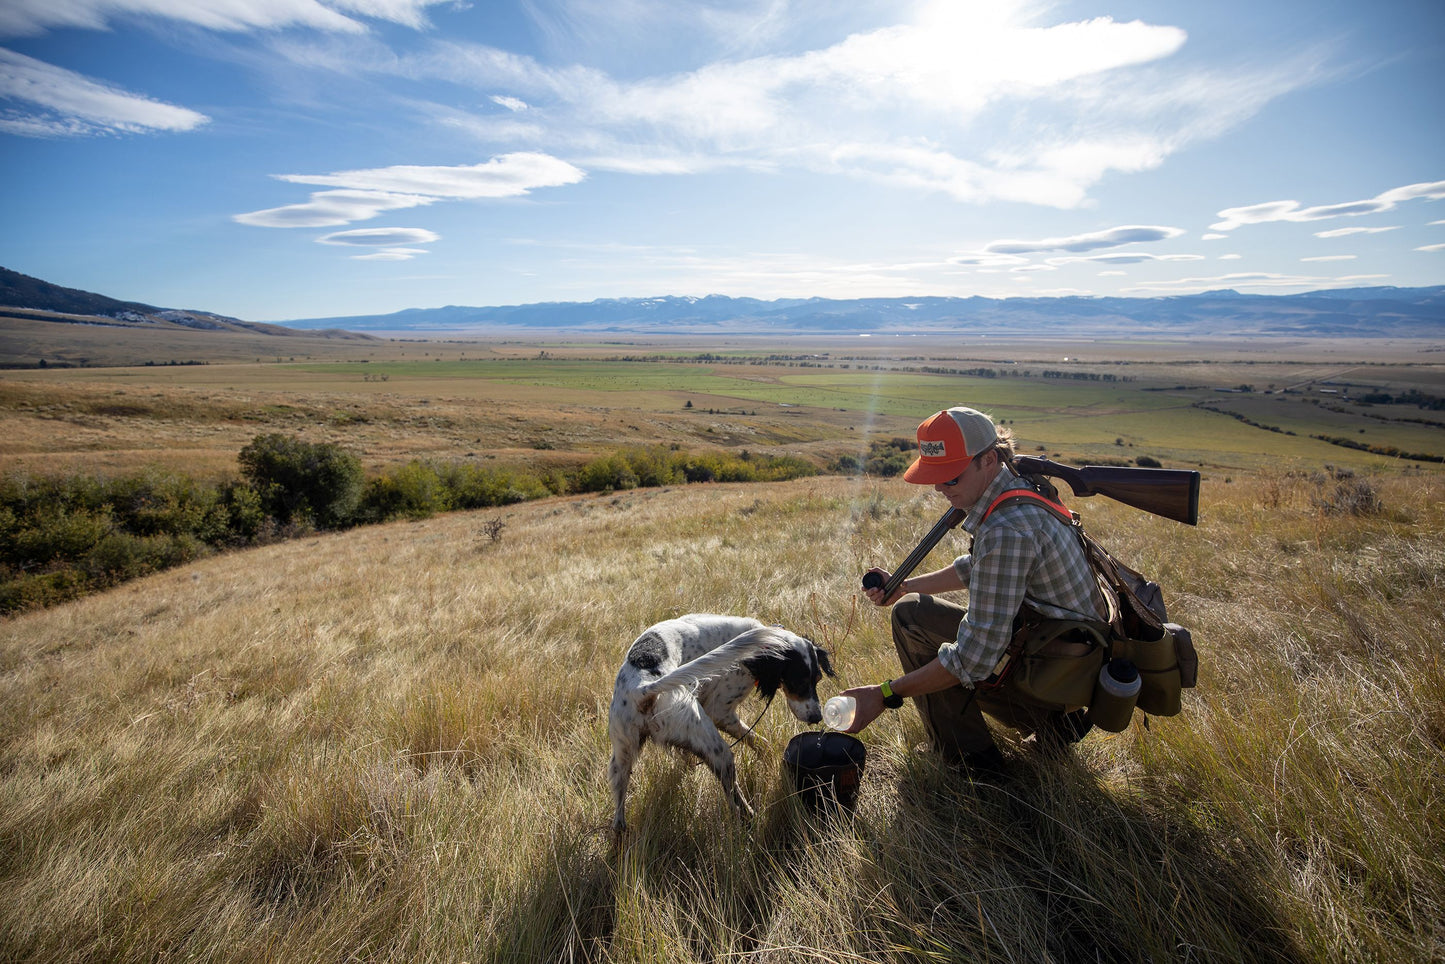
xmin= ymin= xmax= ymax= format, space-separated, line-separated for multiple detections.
xmin=1 ymin=469 xmax=1441 ymax=962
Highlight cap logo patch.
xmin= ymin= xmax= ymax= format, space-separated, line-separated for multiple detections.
xmin=919 ymin=440 xmax=949 ymax=458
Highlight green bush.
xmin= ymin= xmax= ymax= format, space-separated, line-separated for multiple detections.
xmin=0 ymin=569 xmax=88 ymax=612
xmin=360 ymin=461 xmax=451 ymax=522
xmin=239 ymin=434 xmax=364 ymax=529
xmin=218 ymin=481 xmax=266 ymax=544
xmin=2 ymin=504 xmax=113 ymax=572
xmin=103 ymin=471 xmax=229 ymax=541
xmin=435 ymin=463 xmax=552 ymax=508
xmin=573 ymin=453 xmax=639 ymax=493
xmin=85 ymin=531 xmax=206 ymax=582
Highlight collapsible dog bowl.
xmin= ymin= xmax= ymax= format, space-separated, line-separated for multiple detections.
xmin=783 ymin=732 xmax=867 ymax=812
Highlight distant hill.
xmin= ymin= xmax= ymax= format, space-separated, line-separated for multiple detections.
xmin=0 ymin=267 xmax=366 ymax=340
xmin=278 ymin=286 xmax=1445 ymax=338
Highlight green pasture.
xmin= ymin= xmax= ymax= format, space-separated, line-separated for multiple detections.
xmin=277 ymin=358 xmax=1444 ymax=469
xmin=289 ymin=359 xmax=1179 ymax=418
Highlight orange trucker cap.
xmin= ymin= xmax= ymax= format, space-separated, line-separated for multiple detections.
xmin=902 ymin=407 xmax=998 ymax=484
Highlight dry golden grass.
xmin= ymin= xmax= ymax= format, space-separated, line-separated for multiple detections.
xmin=0 ymin=376 xmax=858 ymax=484
xmin=2 ymin=467 xmax=1442 ymax=962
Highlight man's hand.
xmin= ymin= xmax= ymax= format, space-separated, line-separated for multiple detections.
xmin=839 ymin=684 xmax=887 ymax=734
xmin=861 ymin=568 xmax=906 ymax=606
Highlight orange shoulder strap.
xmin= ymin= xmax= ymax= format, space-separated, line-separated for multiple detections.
xmin=980 ymin=489 xmax=1075 ymax=527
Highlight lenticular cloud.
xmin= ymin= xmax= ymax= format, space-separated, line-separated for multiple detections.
xmin=233 ymin=153 xmax=586 ymax=229
xmin=276 ymin=153 xmax=586 ymax=200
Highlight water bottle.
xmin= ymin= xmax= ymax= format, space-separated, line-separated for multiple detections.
xmin=1087 ymin=658 xmax=1141 ymax=732
xmin=822 ymin=695 xmax=856 ymax=731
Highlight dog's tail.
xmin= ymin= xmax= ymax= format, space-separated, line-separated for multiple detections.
xmin=635 ymin=626 xmax=790 ymax=713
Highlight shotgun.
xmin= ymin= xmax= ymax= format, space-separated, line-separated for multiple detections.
xmin=1010 ymin=456 xmax=1200 ymax=526
xmin=861 ymin=458 xmax=1200 ymax=597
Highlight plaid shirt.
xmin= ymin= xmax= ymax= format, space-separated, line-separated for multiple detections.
xmin=937 ymin=466 xmax=1105 ymax=687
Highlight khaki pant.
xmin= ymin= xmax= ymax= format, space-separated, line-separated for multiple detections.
xmin=891 ymin=593 xmax=1094 ymax=760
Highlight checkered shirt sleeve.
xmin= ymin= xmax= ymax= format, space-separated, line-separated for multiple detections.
xmin=937 ymin=477 xmax=1104 ymax=686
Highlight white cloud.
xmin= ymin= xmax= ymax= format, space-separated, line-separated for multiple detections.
xmin=950 ymin=252 xmax=1028 ymax=267
xmin=491 ymin=94 xmax=529 ymax=112
xmin=1045 ymin=252 xmax=1202 ymax=266
xmin=1417 ymin=243 xmax=1445 ymax=253
xmin=1219 ymin=253 xmax=1241 ymax=260
xmin=1378 ymin=181 xmax=1445 ymax=203
xmin=0 ymin=48 xmax=209 ymax=136
xmin=1201 ymin=233 xmax=1227 ymax=240
xmin=1122 ymin=271 xmax=1389 ymax=294
xmin=1098 ymin=270 xmax=1126 ymax=277
xmin=1212 ymin=180 xmax=1445 ymax=231
xmin=984 ymin=225 xmax=1184 ymax=255
xmin=234 ymin=190 xmax=435 ymax=228
xmin=1301 ymin=255 xmax=1356 ymax=262
xmin=235 ymin=153 xmax=585 ymax=229
xmin=278 ymin=153 xmax=585 ymax=198
xmin=350 ymin=247 xmax=431 ymax=260
xmin=1314 ymin=226 xmax=1399 ymax=238
xmin=317 ymin=227 xmax=440 ymax=246
xmin=342 ymin=2 xmax=1321 ymax=210
xmin=0 ymin=0 xmax=450 ymax=37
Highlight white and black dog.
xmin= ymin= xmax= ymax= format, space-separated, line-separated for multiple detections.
xmin=608 ymin=614 xmax=835 ymax=835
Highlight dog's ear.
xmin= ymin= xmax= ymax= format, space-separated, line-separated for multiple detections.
xmin=742 ymin=649 xmax=784 ymax=699
xmin=815 ymin=645 xmax=837 ymax=678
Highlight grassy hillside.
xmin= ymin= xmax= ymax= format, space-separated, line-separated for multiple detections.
xmin=1 ymin=470 xmax=1441 ymax=962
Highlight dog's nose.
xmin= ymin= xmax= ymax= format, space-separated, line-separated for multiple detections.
xmin=806 ymin=708 xmax=822 ymax=725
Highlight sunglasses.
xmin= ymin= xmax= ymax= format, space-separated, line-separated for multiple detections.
xmin=939 ymin=452 xmax=989 ymax=487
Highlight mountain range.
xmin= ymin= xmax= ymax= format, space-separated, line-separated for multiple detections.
xmin=277 ymin=287 xmax=1445 ymax=338
xmin=3 ymin=265 xmax=1442 ymax=338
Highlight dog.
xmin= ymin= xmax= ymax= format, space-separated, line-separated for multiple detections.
xmin=607 ymin=614 xmax=835 ymax=835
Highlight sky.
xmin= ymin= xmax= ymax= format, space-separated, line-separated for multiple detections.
xmin=1 ymin=0 xmax=1442 ymax=322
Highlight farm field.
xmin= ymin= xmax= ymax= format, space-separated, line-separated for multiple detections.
xmin=2 ymin=332 xmax=1443 ymax=482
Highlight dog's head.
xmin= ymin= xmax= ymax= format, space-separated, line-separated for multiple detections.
xmin=742 ymin=633 xmax=836 ymax=725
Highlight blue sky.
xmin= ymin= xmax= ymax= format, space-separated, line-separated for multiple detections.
xmin=1 ymin=0 xmax=1442 ymax=322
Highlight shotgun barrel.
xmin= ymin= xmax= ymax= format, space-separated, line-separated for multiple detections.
xmin=861 ymin=506 xmax=965 ymax=599
xmin=1011 ymin=456 xmax=1200 ymax=525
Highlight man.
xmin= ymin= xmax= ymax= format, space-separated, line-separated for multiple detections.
xmin=840 ymin=407 xmax=1107 ymax=772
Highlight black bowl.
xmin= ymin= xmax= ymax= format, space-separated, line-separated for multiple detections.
xmin=783 ymin=732 xmax=867 ymax=812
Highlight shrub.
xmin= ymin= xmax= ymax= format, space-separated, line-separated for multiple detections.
xmin=103 ymin=471 xmax=228 ymax=541
xmin=573 ymin=453 xmax=639 ymax=493
xmin=218 ymin=481 xmax=266 ymax=544
xmin=436 ymin=463 xmax=551 ymax=508
xmin=239 ymin=434 xmax=364 ymax=529
xmin=2 ymin=504 xmax=113 ymax=572
xmin=359 ymin=461 xmax=451 ymax=522
xmin=1313 ymin=477 xmax=1383 ymax=516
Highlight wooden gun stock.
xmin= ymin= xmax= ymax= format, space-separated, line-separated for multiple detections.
xmin=1012 ymin=456 xmax=1200 ymax=525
